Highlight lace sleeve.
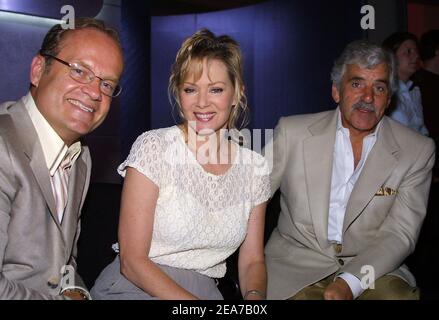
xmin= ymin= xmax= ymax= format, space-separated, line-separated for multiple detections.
xmin=117 ymin=131 xmax=163 ymax=186
xmin=251 ymin=152 xmax=271 ymax=209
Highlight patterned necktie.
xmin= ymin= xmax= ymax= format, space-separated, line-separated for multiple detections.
xmin=52 ymin=156 xmax=72 ymax=223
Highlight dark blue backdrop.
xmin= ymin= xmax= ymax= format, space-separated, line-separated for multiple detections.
xmin=148 ymin=0 xmax=365 ymax=133
xmin=0 ymin=0 xmax=367 ymax=181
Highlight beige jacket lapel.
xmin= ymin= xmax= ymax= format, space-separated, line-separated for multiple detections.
xmin=343 ymin=117 xmax=400 ymax=233
xmin=303 ymin=109 xmax=338 ymax=249
xmin=8 ymin=99 xmax=61 ymax=227
xmin=28 ymin=155 xmax=58 ymax=223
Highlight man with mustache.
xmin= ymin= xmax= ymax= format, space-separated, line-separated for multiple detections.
xmin=264 ymin=40 xmax=435 ymax=300
xmin=0 ymin=18 xmax=124 ymax=299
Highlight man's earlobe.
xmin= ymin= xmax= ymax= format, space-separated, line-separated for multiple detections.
xmin=30 ymin=55 xmax=45 ymax=87
xmin=331 ymin=84 xmax=340 ymax=103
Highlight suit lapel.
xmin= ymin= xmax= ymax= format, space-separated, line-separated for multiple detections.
xmin=8 ymin=99 xmax=60 ymax=226
xmin=304 ymin=110 xmax=338 ymax=249
xmin=28 ymin=156 xmax=58 ymax=223
xmin=343 ymin=117 xmax=400 ymax=233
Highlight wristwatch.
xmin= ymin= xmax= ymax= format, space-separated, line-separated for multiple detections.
xmin=60 ymin=286 xmax=92 ymax=300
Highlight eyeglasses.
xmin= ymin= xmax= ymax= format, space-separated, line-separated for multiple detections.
xmin=41 ymin=53 xmax=122 ymax=97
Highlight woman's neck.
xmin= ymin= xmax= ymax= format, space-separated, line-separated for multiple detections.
xmin=179 ymin=124 xmax=231 ymax=165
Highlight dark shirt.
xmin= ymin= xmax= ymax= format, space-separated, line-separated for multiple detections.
xmin=412 ymin=68 xmax=439 ymax=178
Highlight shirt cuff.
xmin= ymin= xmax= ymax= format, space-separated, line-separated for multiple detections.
xmin=337 ymin=272 xmax=365 ymax=299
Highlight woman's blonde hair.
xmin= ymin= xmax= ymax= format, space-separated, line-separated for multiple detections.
xmin=168 ymin=29 xmax=248 ymax=130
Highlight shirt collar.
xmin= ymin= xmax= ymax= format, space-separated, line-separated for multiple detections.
xmin=23 ymin=92 xmax=81 ymax=176
xmin=337 ymin=108 xmax=382 ymax=138
xmin=398 ymin=79 xmax=413 ymax=93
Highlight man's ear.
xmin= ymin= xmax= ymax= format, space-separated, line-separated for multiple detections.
xmin=30 ymin=55 xmax=46 ymax=87
xmin=331 ymin=84 xmax=340 ymax=103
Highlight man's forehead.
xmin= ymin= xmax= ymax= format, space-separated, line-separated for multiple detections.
xmin=58 ymin=28 xmax=119 ymax=54
xmin=56 ymin=29 xmax=123 ymax=71
xmin=345 ymin=63 xmax=389 ymax=79
xmin=62 ymin=27 xmax=108 ymax=40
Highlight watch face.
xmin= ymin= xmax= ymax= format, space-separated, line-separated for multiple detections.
xmin=61 ymin=286 xmax=91 ymax=300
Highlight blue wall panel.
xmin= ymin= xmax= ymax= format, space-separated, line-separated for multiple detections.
xmin=151 ymin=0 xmax=365 ymax=131
xmin=150 ymin=15 xmax=197 ymax=129
xmin=0 ymin=18 xmax=53 ymax=102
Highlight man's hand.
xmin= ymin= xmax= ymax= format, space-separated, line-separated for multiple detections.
xmin=323 ymin=278 xmax=354 ymax=300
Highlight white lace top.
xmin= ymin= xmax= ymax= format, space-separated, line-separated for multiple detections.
xmin=117 ymin=126 xmax=271 ymax=278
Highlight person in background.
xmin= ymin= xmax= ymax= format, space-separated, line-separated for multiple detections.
xmin=407 ymin=29 xmax=439 ymax=298
xmin=382 ymin=32 xmax=428 ymax=136
xmin=412 ymin=29 xmax=439 ymax=182
xmin=91 ymin=29 xmax=270 ymax=300
xmin=264 ymin=40 xmax=435 ymax=300
xmin=0 ymin=18 xmax=124 ymax=299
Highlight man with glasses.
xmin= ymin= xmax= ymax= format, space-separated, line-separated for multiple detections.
xmin=0 ymin=18 xmax=124 ymax=299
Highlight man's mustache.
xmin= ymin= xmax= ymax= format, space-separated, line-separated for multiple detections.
xmin=352 ymin=101 xmax=376 ymax=112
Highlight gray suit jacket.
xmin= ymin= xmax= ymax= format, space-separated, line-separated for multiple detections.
xmin=0 ymin=98 xmax=91 ymax=299
xmin=264 ymin=109 xmax=435 ymax=299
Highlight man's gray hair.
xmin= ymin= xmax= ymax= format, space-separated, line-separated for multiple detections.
xmin=330 ymin=40 xmax=397 ymax=95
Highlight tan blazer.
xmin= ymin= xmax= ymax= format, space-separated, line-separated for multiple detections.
xmin=264 ymin=109 xmax=435 ymax=299
xmin=0 ymin=98 xmax=91 ymax=299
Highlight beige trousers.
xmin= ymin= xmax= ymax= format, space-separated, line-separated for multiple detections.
xmin=290 ymin=274 xmax=420 ymax=300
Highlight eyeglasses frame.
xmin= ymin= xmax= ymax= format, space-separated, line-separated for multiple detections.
xmin=40 ymin=53 xmax=122 ymax=97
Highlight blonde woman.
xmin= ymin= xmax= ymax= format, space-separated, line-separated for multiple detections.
xmin=91 ymin=29 xmax=270 ymax=300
